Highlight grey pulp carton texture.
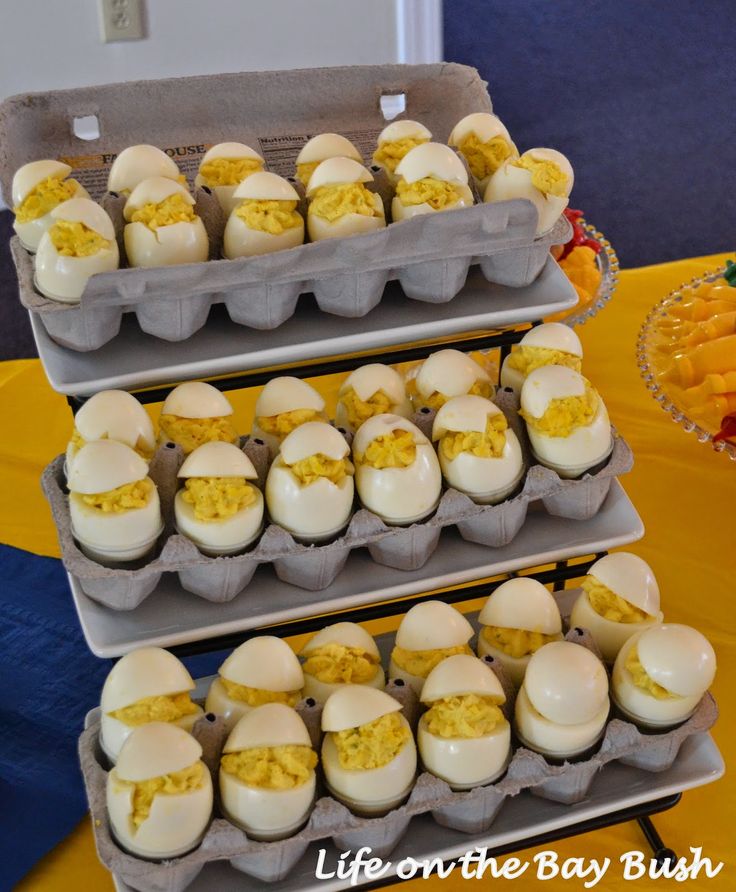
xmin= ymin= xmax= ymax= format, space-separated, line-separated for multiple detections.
xmin=1 ymin=63 xmax=571 ymax=352
xmin=78 ymin=640 xmax=718 ymax=891
xmin=42 ymin=395 xmax=634 ymax=611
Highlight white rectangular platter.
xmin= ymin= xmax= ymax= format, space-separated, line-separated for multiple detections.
xmin=32 ymin=257 xmax=576 ymax=397
xmin=69 ymin=479 xmax=643 ymax=658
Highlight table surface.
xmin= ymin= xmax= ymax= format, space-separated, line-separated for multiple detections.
xmin=3 ymin=252 xmax=734 ymax=891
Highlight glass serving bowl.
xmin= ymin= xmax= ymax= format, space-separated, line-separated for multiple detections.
xmin=557 ymin=219 xmax=620 ymax=327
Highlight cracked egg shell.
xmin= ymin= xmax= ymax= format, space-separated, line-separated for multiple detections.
xmin=377 ymin=119 xmax=433 ymax=146
xmin=335 ymin=363 xmax=412 ymax=432
xmin=108 ymin=145 xmax=184 ymax=195
xmin=321 ymin=685 xmax=401 ymax=732
xmin=12 ymin=160 xmax=90 ymax=251
xmin=67 ymin=390 xmax=155 ymax=470
xmin=300 ymin=622 xmax=385 ymax=702
xmin=500 ymin=323 xmax=584 ymax=391
xmin=162 ymin=382 xmax=234 ymax=420
xmin=177 ymin=441 xmax=257 ymax=479
xmin=448 ymin=112 xmax=519 ymax=192
xmin=67 ymin=439 xmax=149 ymax=494
xmin=194 ymin=142 xmax=264 ymax=214
xmin=252 ymin=377 xmax=326 ymax=456
xmin=420 ymin=653 xmax=505 ymax=704
xmin=392 ymin=142 xmax=474 ymax=221
xmin=297 ymin=133 xmax=362 ymax=166
xmin=413 ymin=349 xmax=492 ymax=405
xmin=223 ymin=172 xmax=304 ymax=259
xmin=306 ymin=158 xmax=385 ymax=241
xmin=100 ymin=647 xmax=202 ymax=763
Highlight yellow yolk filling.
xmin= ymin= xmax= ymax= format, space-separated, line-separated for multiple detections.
xmin=49 ymin=220 xmax=110 ymax=257
xmin=481 ymin=625 xmax=558 ymax=659
xmin=182 ymin=477 xmax=257 ymax=522
xmin=220 ymin=678 xmax=301 ymax=707
xmin=513 ymin=156 xmax=568 ymax=197
xmin=625 ymin=646 xmax=679 ymax=700
xmin=339 ymin=388 xmax=395 ymax=429
xmin=302 ymin=644 xmax=379 ymax=685
xmin=372 ymin=136 xmax=429 ymax=173
xmin=424 ymin=694 xmax=505 ymax=739
xmin=440 ymin=413 xmax=508 ymax=461
xmin=458 ymin=133 xmax=513 ymax=180
xmin=296 ymin=161 xmax=321 ymax=188
xmin=287 ymin=454 xmax=353 ymax=487
xmin=520 ymin=381 xmax=598 ymax=437
xmin=221 ymin=745 xmax=317 ymax=789
xmin=129 ymin=193 xmax=196 ymax=231
xmin=395 ymin=177 xmax=462 ymax=210
xmin=506 ymin=345 xmax=582 ymax=377
xmin=308 ymin=183 xmax=380 ymax=222
xmin=159 ymin=414 xmax=238 ymax=454
xmin=391 ymin=643 xmax=473 ymax=678
xmin=114 ymin=762 xmax=205 ymax=828
xmin=408 ymin=377 xmax=492 ymax=410
xmin=70 ymin=427 xmax=154 ymax=461
xmin=80 ymin=478 xmax=152 ymax=513
xmin=234 ymin=199 xmax=302 ymax=234
xmin=198 ymin=156 xmax=263 ymax=187
xmin=332 ymin=711 xmax=410 ymax=770
xmin=256 ymin=409 xmax=324 ymax=438
xmin=13 ymin=176 xmax=79 ymax=223
xmin=108 ymin=692 xmax=199 ymax=726
xmin=582 ymin=575 xmax=650 ymax=623
xmin=355 ymin=429 xmax=416 ymax=469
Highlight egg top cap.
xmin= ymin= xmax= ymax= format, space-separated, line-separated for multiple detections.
xmin=394 ymin=600 xmax=474 ymax=650
xmin=50 ymin=198 xmax=116 ymax=241
xmin=116 ymin=722 xmax=203 ymax=782
xmin=520 ymin=365 xmax=588 ymax=419
xmin=200 ymin=142 xmax=264 ymax=164
xmin=633 ymin=624 xmax=716 ymax=697
xmin=478 ymin=578 xmax=562 ymax=634
xmin=101 ymin=647 xmax=195 ymax=712
xmin=12 ymin=160 xmax=73 ymax=206
xmin=416 ymin=349 xmax=491 ymax=400
xmin=233 ymin=171 xmax=299 ymax=202
xmin=524 ymin=641 xmax=609 ymax=725
xmin=322 ymin=685 xmax=401 ymax=732
xmin=301 ymin=622 xmax=380 ymax=659
xmin=352 ymin=414 xmax=429 ymax=455
xmin=338 ymin=364 xmax=407 ymax=403
xmin=296 ymin=133 xmax=362 ymax=165
xmin=279 ymin=421 xmax=350 ymax=464
xmin=124 ymin=176 xmax=194 ymax=219
xmin=516 ymin=148 xmax=574 ymax=192
xmin=306 ymin=157 xmax=373 ymax=196
xmin=74 ymin=390 xmax=155 ymax=451
xmin=219 ymin=636 xmax=304 ymax=691
xmin=224 ymin=703 xmax=312 ymax=752
xmin=432 ymin=395 xmax=504 ymax=439
xmin=255 ymin=377 xmax=325 ymax=417
xmin=178 ymin=442 xmax=257 ymax=479
xmin=67 ymin=440 xmax=150 ymax=494
xmin=162 ymin=382 xmax=234 ymax=419
xmin=395 ymin=142 xmax=469 ymax=185
xmin=420 ymin=654 xmax=505 ymax=704
xmin=377 ymin=120 xmax=433 ymax=144
xmin=448 ymin=112 xmax=512 ymax=146
xmin=108 ymin=145 xmax=182 ymax=194
xmin=588 ymin=553 xmax=660 ymax=616
xmin=520 ymin=322 xmax=583 ymax=357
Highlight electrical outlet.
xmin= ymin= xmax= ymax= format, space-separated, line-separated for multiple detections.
xmin=99 ymin=0 xmax=145 ymax=42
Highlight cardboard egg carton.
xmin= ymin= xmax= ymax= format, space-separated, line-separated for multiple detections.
xmin=78 ymin=646 xmax=718 ymax=892
xmin=1 ymin=63 xmax=571 ymax=352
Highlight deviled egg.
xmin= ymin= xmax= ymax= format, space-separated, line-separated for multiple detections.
xmin=612 ymin=624 xmax=716 ymax=730
xmin=372 ymin=120 xmax=432 ymax=183
xmin=477 ymin=578 xmax=563 ymax=687
xmin=34 ymin=198 xmax=119 ymax=303
xmin=389 ymin=601 xmax=474 ymax=694
xmin=515 ymin=641 xmax=609 ymax=760
xmin=448 ymin=112 xmax=519 ymax=193
xmin=100 ymin=646 xmax=203 ymax=764
xmin=159 ymin=381 xmax=238 ymax=455
xmin=67 ymin=389 xmax=155 ymax=470
xmin=352 ymin=414 xmax=441 ymax=526
xmin=252 ymin=376 xmax=327 ymax=457
xmin=570 ymin=553 xmax=663 ymax=664
xmin=392 ymin=142 xmax=474 ymax=222
xmin=223 ymin=172 xmax=304 ymax=259
xmin=500 ymin=323 xmax=583 ymax=392
xmin=12 ymin=159 xmax=89 ymax=252
xmin=407 ymin=349 xmax=493 ymax=411
xmin=107 ymin=722 xmax=212 ymax=859
xmin=306 ymin=157 xmax=385 ymax=242
xmin=67 ymin=440 xmax=163 ymax=564
xmin=266 ymin=422 xmax=354 ymax=542
xmin=321 ymin=686 xmax=416 ymax=816
xmin=432 ymin=395 xmax=524 ymax=504
xmin=107 ymin=144 xmax=186 ymax=196
xmin=123 ymin=177 xmax=208 ymax=268
xmin=485 ymin=148 xmax=574 ymax=235
xmin=205 ymin=636 xmax=304 ymax=732
xmin=300 ymin=622 xmax=386 ymax=703
xmin=335 ymin=363 xmax=412 ymax=434
xmin=175 ymin=442 xmax=263 ymax=556
xmin=418 ymin=654 xmax=510 ymax=789
xmin=520 ymin=365 xmax=613 ymax=478
xmin=220 ymin=704 xmax=317 ymax=840
xmin=194 ymin=142 xmax=264 ymax=214
xmin=295 ymin=133 xmax=362 ymax=189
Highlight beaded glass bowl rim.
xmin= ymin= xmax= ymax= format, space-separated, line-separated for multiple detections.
xmin=560 ymin=219 xmax=620 ymax=327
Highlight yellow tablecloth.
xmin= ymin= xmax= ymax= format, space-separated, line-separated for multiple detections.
xmin=10 ymin=253 xmax=734 ymax=890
